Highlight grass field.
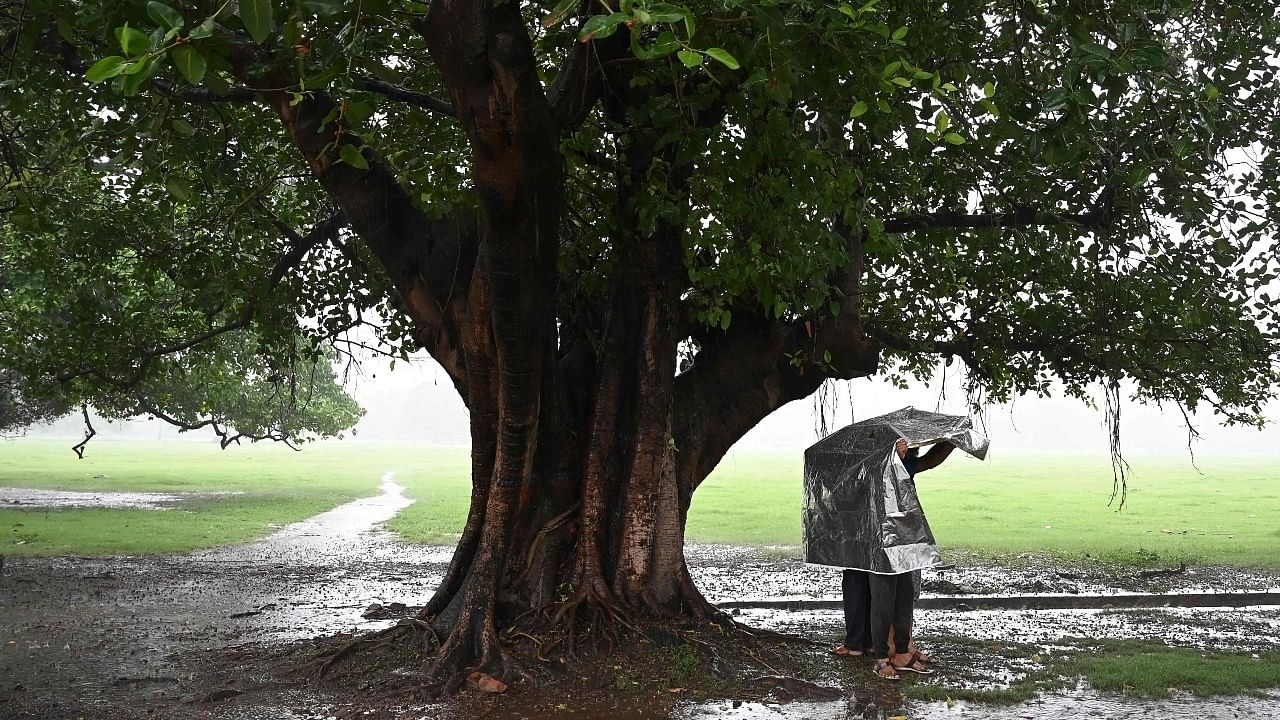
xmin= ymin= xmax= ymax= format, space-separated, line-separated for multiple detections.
xmin=4 ymin=441 xmax=1279 ymax=567
xmin=689 ymin=451 xmax=1280 ymax=567
xmin=0 ymin=440 xmax=387 ymax=555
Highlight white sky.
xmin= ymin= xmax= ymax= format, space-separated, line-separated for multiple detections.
xmin=27 ymin=350 xmax=1280 ymax=461
xmin=338 ymin=353 xmax=1280 ymax=460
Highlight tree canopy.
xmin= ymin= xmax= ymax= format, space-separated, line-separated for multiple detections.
xmin=3 ymin=0 xmax=1277 ymax=444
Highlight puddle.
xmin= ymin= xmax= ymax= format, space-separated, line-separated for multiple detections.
xmin=727 ymin=603 xmax=1280 ymax=653
xmin=678 ymin=688 xmax=1280 ymax=719
xmin=685 ymin=545 xmax=1280 ymax=603
xmin=0 ymin=486 xmax=241 ymax=509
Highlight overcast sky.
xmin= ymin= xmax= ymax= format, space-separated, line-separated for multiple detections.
xmin=27 ymin=350 xmax=1279 ymax=461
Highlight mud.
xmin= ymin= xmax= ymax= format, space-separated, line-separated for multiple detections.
xmin=3 ymin=483 xmax=1279 ymax=719
xmin=0 ymin=486 xmax=243 ymax=509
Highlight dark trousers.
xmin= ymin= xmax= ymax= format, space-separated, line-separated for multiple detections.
xmin=841 ymin=570 xmax=871 ymax=651
xmin=869 ymin=572 xmax=914 ymax=658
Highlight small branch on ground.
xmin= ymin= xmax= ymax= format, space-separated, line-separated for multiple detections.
xmin=1138 ymin=561 xmax=1187 ymax=579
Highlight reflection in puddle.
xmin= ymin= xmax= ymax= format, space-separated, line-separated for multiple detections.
xmin=0 ymin=486 xmax=243 ymax=509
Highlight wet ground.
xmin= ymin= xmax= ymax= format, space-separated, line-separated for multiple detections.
xmin=0 ymin=485 xmax=243 ymax=509
xmin=2 ymin=479 xmax=1279 ymax=719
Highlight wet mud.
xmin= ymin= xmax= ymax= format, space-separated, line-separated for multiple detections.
xmin=3 ymin=482 xmax=1279 ymax=719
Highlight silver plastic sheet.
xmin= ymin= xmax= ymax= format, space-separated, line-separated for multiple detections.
xmin=803 ymin=406 xmax=990 ymax=573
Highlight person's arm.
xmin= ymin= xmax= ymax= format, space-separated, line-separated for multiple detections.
xmin=915 ymin=441 xmax=955 ymax=473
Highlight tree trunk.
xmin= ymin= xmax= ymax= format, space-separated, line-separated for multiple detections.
xmin=242 ymin=4 xmax=880 ymax=689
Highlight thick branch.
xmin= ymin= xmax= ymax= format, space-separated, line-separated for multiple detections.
xmin=227 ymin=43 xmax=474 ymax=396
xmin=355 ymin=75 xmax=457 ymax=119
xmin=547 ymin=29 xmax=630 ymax=132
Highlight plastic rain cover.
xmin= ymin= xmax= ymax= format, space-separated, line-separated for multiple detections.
xmin=803 ymin=406 xmax=989 ymax=574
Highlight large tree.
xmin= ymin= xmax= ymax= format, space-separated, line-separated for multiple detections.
xmin=3 ymin=0 xmax=1278 ymax=687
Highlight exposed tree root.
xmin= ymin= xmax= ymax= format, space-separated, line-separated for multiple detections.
xmin=747 ymin=674 xmax=844 ymax=699
xmin=309 ymin=625 xmax=411 ymax=678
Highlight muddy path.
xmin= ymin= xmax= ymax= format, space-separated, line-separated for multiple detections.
xmin=3 ymin=478 xmax=1280 ymax=719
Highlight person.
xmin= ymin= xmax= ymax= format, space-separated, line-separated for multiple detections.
xmin=833 ymin=438 xmax=954 ymax=680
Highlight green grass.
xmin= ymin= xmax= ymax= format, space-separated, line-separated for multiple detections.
xmin=691 ymin=451 xmax=1280 ymax=568
xmin=1072 ymin=641 xmax=1280 ymax=698
xmin=0 ymin=440 xmax=394 ymax=555
xmin=6 ymin=441 xmax=1280 ymax=568
xmin=900 ymin=636 xmax=1280 ymax=703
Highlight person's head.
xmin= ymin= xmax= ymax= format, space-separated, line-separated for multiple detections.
xmin=895 ymin=438 xmax=908 ymax=459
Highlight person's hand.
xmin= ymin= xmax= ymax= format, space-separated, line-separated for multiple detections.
xmin=895 ymin=438 xmax=908 ymax=459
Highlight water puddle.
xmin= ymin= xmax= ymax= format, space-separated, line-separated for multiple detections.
xmin=685 ymin=545 xmax=1280 ymax=603
xmin=0 ymin=486 xmax=241 ymax=509
xmin=677 ymin=688 xmax=1280 ymax=720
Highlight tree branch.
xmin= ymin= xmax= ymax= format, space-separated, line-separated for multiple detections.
xmin=883 ymin=207 xmax=1107 ymax=233
xmin=56 ymin=210 xmax=346 ymax=387
xmin=883 ymin=189 xmax=1117 ymax=234
xmin=354 ymin=75 xmax=456 ymax=119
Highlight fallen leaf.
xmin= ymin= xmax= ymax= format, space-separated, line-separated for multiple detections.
xmin=467 ymin=671 xmax=508 ymax=694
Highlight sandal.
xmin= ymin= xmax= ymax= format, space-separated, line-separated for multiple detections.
xmin=909 ymin=642 xmax=936 ymax=664
xmin=872 ymin=659 xmax=900 ymax=680
xmin=831 ymin=644 xmax=868 ymax=657
xmin=893 ymin=657 xmax=934 ymax=675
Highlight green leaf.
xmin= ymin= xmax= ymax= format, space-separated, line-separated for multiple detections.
xmin=239 ymin=0 xmax=275 ymax=44
xmin=935 ymin=110 xmax=950 ymax=132
xmin=580 ymin=13 xmax=627 ymax=42
xmin=339 ymin=143 xmax=369 ymax=170
xmin=542 ymin=0 xmax=578 ymax=28
xmin=677 ymin=50 xmax=704 ymax=68
xmin=838 ymin=4 xmax=858 ymax=19
xmin=891 ymin=25 xmax=908 ymax=41
xmin=147 ymin=2 xmax=185 ymax=31
xmin=188 ymin=18 xmax=215 ymax=39
xmin=164 ymin=177 xmax=191 ymax=201
xmin=983 ymin=81 xmax=996 ymax=98
xmin=942 ymin=132 xmax=966 ymax=145
xmin=346 ymin=100 xmax=375 ymax=124
xmin=1078 ymin=41 xmax=1111 ymax=58
xmin=648 ymin=31 xmax=679 ymax=57
xmin=876 ymin=98 xmax=892 ymax=113
xmin=850 ymin=100 xmax=868 ymax=118
xmin=890 ymin=76 xmax=911 ymax=87
xmin=170 ymin=117 xmax=195 ymax=136
xmin=719 ymin=309 xmax=732 ymax=330
xmin=85 ymin=56 xmax=128 ymax=83
xmin=704 ymin=47 xmax=740 ymax=70
xmin=115 ymin=24 xmax=151 ymax=57
xmin=171 ymin=46 xmax=206 ymax=84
